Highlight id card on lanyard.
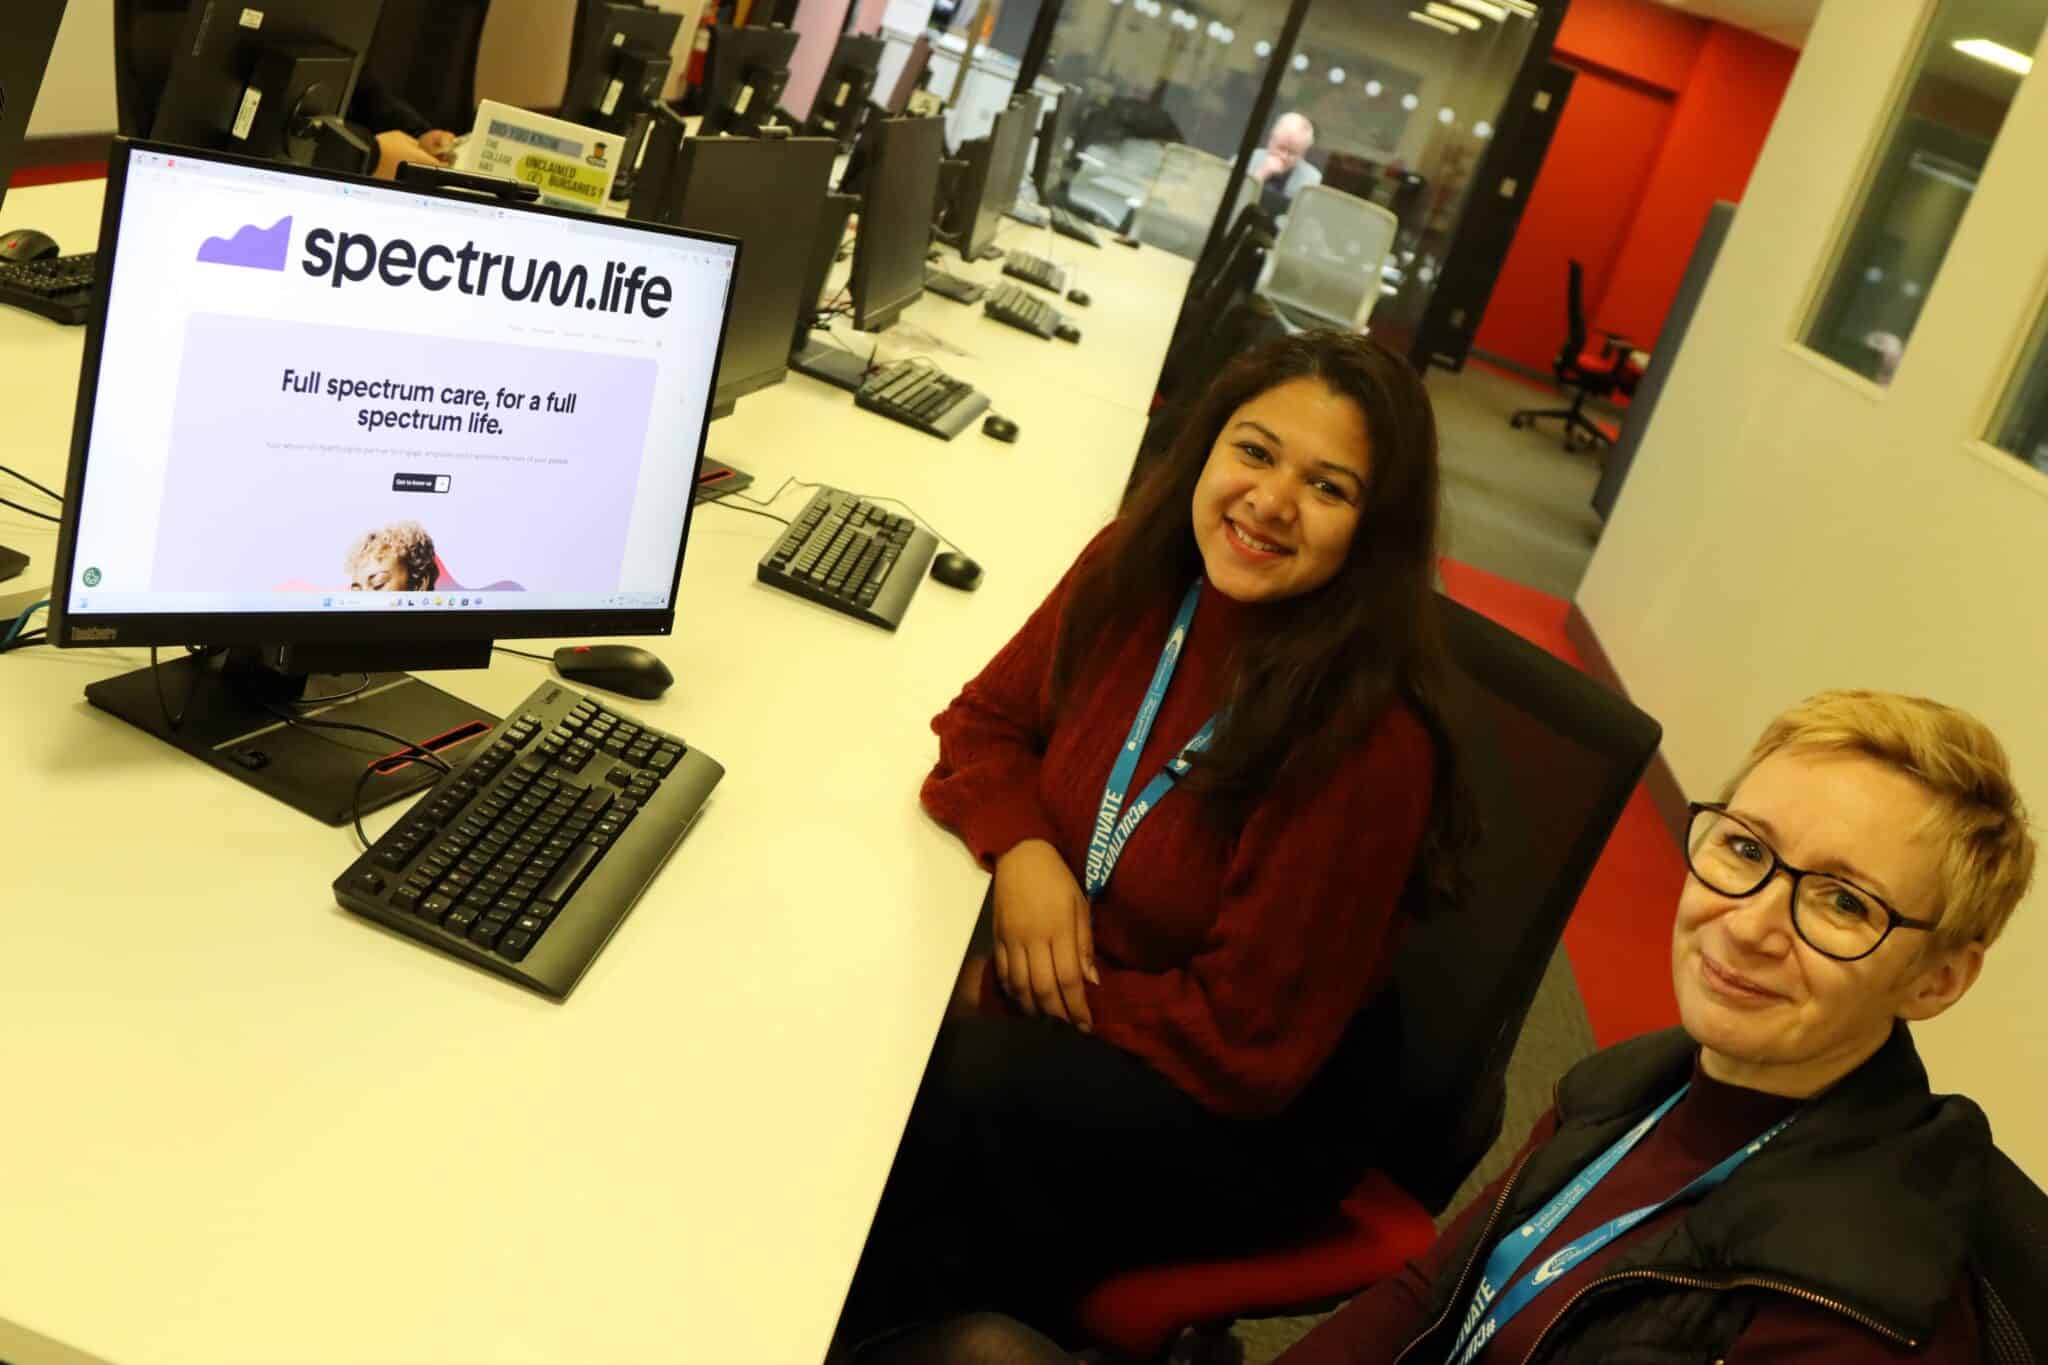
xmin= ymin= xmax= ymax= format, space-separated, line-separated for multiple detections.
xmin=1444 ymin=1085 xmax=1796 ymax=1365
xmin=1082 ymin=582 xmax=1217 ymax=901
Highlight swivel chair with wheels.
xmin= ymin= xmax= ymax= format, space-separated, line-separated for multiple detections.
xmin=1070 ymin=595 xmax=1663 ymax=1361
xmin=1509 ymin=260 xmax=1638 ymax=454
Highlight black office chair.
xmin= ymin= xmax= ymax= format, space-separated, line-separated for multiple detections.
xmin=363 ymin=0 xmax=492 ymax=136
xmin=1070 ymin=594 xmax=1665 ymax=1358
xmin=1975 ymin=1147 xmax=2048 ymax=1365
xmin=1510 ymin=259 xmax=1635 ymax=455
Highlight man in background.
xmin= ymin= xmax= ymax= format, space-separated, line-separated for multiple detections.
xmin=1248 ymin=112 xmax=1322 ymax=209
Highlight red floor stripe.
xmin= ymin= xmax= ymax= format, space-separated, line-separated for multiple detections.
xmin=1439 ymin=558 xmax=1684 ymax=1047
xmin=8 ymin=163 xmax=107 ymax=189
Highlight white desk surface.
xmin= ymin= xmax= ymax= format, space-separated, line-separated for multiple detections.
xmin=0 ymin=177 xmax=1187 ymax=1365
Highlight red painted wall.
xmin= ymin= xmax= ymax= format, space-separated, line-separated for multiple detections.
xmin=1473 ymin=0 xmax=1798 ymax=376
xmin=1472 ymin=72 xmax=1674 ymax=375
xmin=1597 ymin=24 xmax=1800 ymax=346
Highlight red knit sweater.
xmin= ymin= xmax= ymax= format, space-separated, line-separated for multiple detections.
xmin=919 ymin=534 xmax=1435 ymax=1121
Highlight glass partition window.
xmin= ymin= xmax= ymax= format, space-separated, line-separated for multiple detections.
xmin=1990 ymin=305 xmax=2048 ymax=476
xmin=1802 ymin=0 xmax=2046 ymax=387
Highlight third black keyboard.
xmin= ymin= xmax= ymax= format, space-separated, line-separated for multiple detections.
xmin=854 ymin=357 xmax=991 ymax=440
xmin=1050 ymin=205 xmax=1103 ymax=247
xmin=0 ymin=252 xmax=96 ymax=325
xmin=755 ymin=486 xmax=940 ymax=630
xmin=985 ymin=282 xmax=1064 ymax=340
xmin=1003 ymin=250 xmax=1069 ymax=295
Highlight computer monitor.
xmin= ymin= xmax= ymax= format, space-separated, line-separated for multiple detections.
xmin=1031 ymin=86 xmax=1080 ymax=201
xmin=698 ymin=26 xmax=802 ymax=138
xmin=792 ymin=115 xmax=943 ymax=391
xmin=804 ymin=34 xmax=885 ymax=150
xmin=947 ymin=102 xmax=1033 ymax=263
xmin=147 ymin=0 xmax=385 ymax=173
xmin=661 ymin=135 xmax=838 ymax=415
xmin=851 ymin=116 xmax=944 ymax=333
xmin=0 ymin=0 xmax=69 ymax=217
xmin=882 ymin=36 xmax=934 ymax=118
xmin=49 ymin=138 xmax=741 ymax=823
xmin=560 ymin=2 xmax=682 ymax=135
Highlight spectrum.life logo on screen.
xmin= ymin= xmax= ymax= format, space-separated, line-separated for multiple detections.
xmin=195 ymin=214 xmax=675 ymax=319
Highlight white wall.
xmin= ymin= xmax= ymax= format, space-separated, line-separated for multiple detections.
xmin=25 ymin=0 xmax=115 ymax=138
xmin=1579 ymin=0 xmax=2048 ymax=1176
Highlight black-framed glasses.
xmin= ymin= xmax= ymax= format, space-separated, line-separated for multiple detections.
xmin=1684 ymin=802 xmax=1940 ymax=962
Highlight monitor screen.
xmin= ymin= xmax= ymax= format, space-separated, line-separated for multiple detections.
xmin=668 ymin=134 xmax=837 ymax=409
xmin=960 ymin=104 xmax=1033 ymax=259
xmin=0 ymin=0 xmax=68 ymax=213
xmin=53 ymin=141 xmax=740 ymax=647
xmin=851 ymin=115 xmax=943 ymax=332
xmin=1032 ymin=87 xmax=1078 ymax=198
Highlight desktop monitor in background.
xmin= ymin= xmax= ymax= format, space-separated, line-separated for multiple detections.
xmin=803 ymin=33 xmax=885 ymax=150
xmin=48 ymin=139 xmax=740 ymax=824
xmin=559 ymin=1 xmax=682 ymax=201
xmin=697 ymin=26 xmax=802 ymax=138
xmin=946 ymin=103 xmax=1033 ymax=263
xmin=663 ymin=134 xmax=838 ymax=418
xmin=793 ymin=114 xmax=944 ymax=390
xmin=1031 ymin=86 xmax=1079 ymax=201
xmin=883 ymin=36 xmax=934 ymax=117
xmin=149 ymin=0 xmax=386 ymax=173
xmin=0 ymin=0 xmax=70 ymax=217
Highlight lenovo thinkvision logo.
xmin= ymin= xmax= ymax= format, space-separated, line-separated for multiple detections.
xmin=300 ymin=227 xmax=675 ymax=318
xmin=72 ymin=626 xmax=119 ymax=641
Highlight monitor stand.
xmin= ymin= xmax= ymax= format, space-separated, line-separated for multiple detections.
xmin=84 ymin=645 xmax=499 ymax=827
xmin=790 ymin=337 xmax=871 ymax=391
xmin=0 ymin=544 xmax=27 ymax=584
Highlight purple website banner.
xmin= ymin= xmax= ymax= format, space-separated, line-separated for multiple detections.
xmin=152 ymin=313 xmax=659 ymax=594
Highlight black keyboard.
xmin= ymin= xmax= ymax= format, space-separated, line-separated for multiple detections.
xmin=1050 ymin=205 xmax=1103 ymax=247
xmin=332 ymin=683 xmax=724 ymax=999
xmin=756 ymin=486 xmax=939 ymax=630
xmin=854 ymin=357 xmax=991 ymax=440
xmin=1003 ymin=250 xmax=1069 ymax=295
xmin=0 ymin=252 xmax=96 ymax=325
xmin=925 ymin=267 xmax=986 ymax=304
xmin=985 ymin=282 xmax=1065 ymax=340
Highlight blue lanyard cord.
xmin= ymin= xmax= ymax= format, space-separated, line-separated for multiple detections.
xmin=1082 ymin=583 xmax=1215 ymax=901
xmin=1445 ymin=1085 xmax=1796 ymax=1365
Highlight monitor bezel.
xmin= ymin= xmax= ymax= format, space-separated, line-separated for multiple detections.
xmin=50 ymin=137 xmax=745 ymax=652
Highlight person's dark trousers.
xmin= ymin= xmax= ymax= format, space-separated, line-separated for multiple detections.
xmin=830 ymin=1011 xmax=1361 ymax=1362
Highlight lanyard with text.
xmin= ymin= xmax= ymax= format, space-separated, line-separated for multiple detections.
xmin=1444 ymin=1085 xmax=1797 ymax=1365
xmin=1082 ymin=583 xmax=1216 ymax=901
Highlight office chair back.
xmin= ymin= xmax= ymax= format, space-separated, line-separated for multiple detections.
xmin=1559 ymin=258 xmax=1593 ymax=381
xmin=1976 ymin=1147 xmax=2048 ymax=1365
xmin=1256 ymin=185 xmax=1398 ymax=334
xmin=1132 ymin=145 xmax=1254 ymax=261
xmin=366 ymin=0 xmax=491 ymax=136
xmin=1301 ymin=594 xmax=1664 ymax=1211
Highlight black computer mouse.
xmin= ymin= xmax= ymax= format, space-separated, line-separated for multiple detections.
xmin=983 ymin=414 xmax=1019 ymax=443
xmin=930 ymin=552 xmax=983 ymax=592
xmin=1055 ymin=323 xmax=1082 ymax=344
xmin=1066 ymin=288 xmax=1091 ymax=307
xmin=0 ymin=228 xmax=60 ymax=263
xmin=552 ymin=644 xmax=674 ymax=700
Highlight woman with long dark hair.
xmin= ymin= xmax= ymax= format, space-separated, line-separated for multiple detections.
xmin=834 ymin=330 xmax=1471 ymax=1359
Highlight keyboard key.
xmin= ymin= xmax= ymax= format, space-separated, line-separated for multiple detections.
xmin=497 ymin=929 xmax=535 ymax=961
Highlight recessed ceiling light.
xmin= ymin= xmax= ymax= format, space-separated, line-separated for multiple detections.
xmin=1447 ymin=0 xmax=1510 ymax=18
xmin=1424 ymin=2 xmax=1484 ymax=29
xmin=1952 ymin=37 xmax=2033 ymax=75
xmin=1408 ymin=10 xmax=1461 ymax=32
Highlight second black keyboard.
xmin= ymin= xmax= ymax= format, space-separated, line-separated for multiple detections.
xmin=0 ymin=252 xmax=96 ymax=325
xmin=985 ymin=282 xmax=1065 ymax=340
xmin=1003 ymin=250 xmax=1069 ymax=295
xmin=756 ymin=486 xmax=940 ymax=630
xmin=854 ymin=357 xmax=991 ymax=440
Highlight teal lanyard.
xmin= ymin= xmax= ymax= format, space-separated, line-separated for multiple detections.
xmin=1445 ymin=1085 xmax=1796 ymax=1365
xmin=1081 ymin=583 xmax=1216 ymax=901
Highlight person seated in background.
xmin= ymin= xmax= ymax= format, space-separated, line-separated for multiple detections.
xmin=1249 ymin=112 xmax=1323 ymax=209
xmin=869 ymin=689 xmax=2039 ymax=1364
xmin=117 ymin=0 xmax=457 ymax=180
xmin=828 ymin=330 xmax=1475 ymax=1360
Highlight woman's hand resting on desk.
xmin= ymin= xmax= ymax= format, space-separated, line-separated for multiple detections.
xmin=373 ymin=130 xmax=457 ymax=180
xmin=990 ymin=839 xmax=1101 ymax=1031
